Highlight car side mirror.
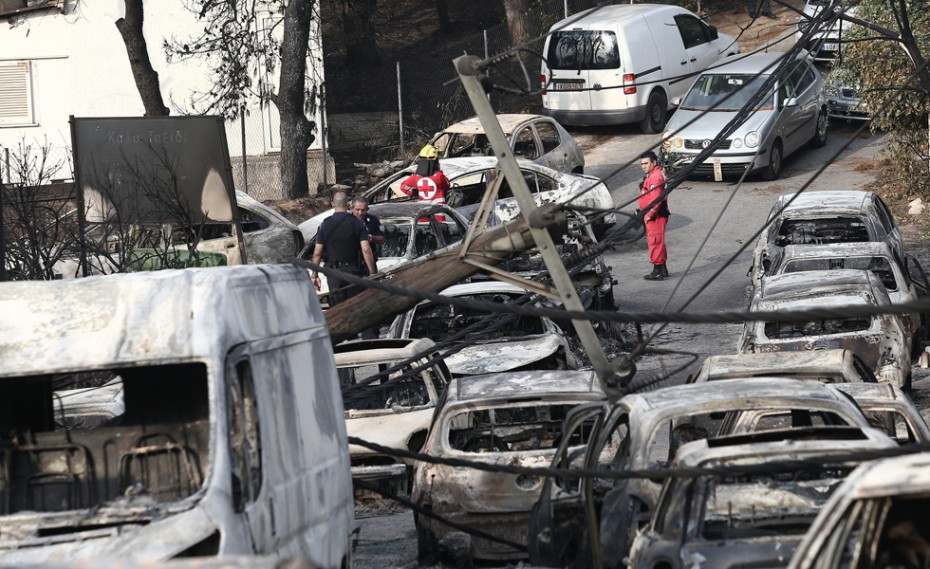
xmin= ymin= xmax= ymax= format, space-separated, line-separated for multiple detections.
xmin=784 ymin=96 xmax=799 ymax=107
xmin=708 ymin=25 xmax=719 ymax=40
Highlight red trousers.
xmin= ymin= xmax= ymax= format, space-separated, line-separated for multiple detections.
xmin=645 ymin=216 xmax=668 ymax=265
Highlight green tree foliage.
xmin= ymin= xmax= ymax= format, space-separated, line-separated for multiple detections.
xmin=835 ymin=0 xmax=930 ymax=196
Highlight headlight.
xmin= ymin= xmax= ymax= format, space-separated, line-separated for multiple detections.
xmin=663 ymin=132 xmax=683 ymax=149
xmin=745 ymin=131 xmax=761 ymax=148
xmin=732 ymin=138 xmax=743 ymax=148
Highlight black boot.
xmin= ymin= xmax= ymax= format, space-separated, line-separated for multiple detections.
xmin=660 ymin=264 xmax=669 ymax=278
xmin=644 ymin=265 xmax=663 ymax=280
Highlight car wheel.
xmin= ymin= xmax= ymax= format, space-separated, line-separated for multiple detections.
xmin=638 ymin=90 xmax=667 ymax=134
xmin=416 ymin=518 xmax=439 ymax=564
xmin=810 ymin=109 xmax=828 ymax=148
xmin=761 ymin=140 xmax=783 ymax=181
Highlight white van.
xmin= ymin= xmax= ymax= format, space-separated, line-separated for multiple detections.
xmin=541 ymin=4 xmax=739 ymax=132
xmin=0 ymin=265 xmax=353 ymax=568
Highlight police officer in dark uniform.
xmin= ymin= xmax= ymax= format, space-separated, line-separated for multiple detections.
xmin=311 ymin=190 xmax=377 ymax=305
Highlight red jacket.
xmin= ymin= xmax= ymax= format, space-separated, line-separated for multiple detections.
xmin=638 ymin=166 xmax=667 ymax=219
xmin=401 ymin=171 xmax=450 ymax=207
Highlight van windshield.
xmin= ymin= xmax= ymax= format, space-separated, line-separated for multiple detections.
xmin=0 ymin=364 xmax=210 ymax=515
xmin=681 ymin=73 xmax=774 ymax=111
xmin=546 ymin=30 xmax=620 ymax=70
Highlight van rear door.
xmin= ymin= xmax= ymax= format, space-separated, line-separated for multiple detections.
xmin=543 ymin=28 xmax=620 ymax=113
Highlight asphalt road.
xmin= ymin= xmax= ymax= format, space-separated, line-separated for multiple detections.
xmin=350 ymin=119 xmax=930 ymax=569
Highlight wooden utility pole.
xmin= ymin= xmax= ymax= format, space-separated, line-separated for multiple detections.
xmin=324 ymin=217 xmax=537 ymax=344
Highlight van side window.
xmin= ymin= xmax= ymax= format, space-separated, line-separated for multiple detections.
xmin=675 ymin=15 xmax=710 ymax=48
xmin=227 ymin=359 xmax=263 ymax=512
xmin=546 ymin=30 xmax=620 ymax=70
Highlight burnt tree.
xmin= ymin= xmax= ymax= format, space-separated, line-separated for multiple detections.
xmin=115 ymin=0 xmax=169 ymax=117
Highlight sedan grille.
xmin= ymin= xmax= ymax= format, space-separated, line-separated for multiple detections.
xmin=684 ymin=139 xmax=733 ymax=150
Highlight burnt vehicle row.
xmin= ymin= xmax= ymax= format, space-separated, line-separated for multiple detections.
xmin=744 ymin=190 xmax=929 ymax=390
xmin=526 ymin=377 xmax=925 ymax=569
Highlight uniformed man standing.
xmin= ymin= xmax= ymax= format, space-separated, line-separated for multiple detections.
xmin=311 ymin=190 xmax=377 ymax=305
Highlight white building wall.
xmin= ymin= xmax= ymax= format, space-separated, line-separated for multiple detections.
xmin=0 ymin=0 xmax=328 ymax=197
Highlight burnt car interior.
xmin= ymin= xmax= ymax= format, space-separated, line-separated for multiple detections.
xmin=341 ymin=362 xmax=444 ymax=411
xmin=0 ymin=364 xmax=208 ymax=514
xmin=409 ymin=297 xmax=545 ymax=343
xmin=774 ymin=218 xmax=870 ymax=246
xmin=449 ymin=404 xmax=586 ymax=453
xmin=693 ymin=468 xmax=851 ymax=539
xmin=764 ymin=317 xmax=873 ymax=338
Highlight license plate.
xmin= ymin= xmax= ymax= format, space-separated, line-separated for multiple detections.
xmin=713 ymin=158 xmax=723 ymax=182
xmin=823 ymin=42 xmax=838 ymax=51
xmin=554 ymin=82 xmax=584 ymax=91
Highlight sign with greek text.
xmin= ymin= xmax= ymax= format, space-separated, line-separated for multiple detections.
xmin=71 ymin=116 xmax=237 ymax=224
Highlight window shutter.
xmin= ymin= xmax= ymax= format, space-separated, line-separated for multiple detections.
xmin=0 ymin=61 xmax=34 ymax=126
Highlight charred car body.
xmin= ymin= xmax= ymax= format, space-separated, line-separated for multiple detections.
xmin=738 ymin=270 xmax=911 ymax=389
xmin=829 ymin=383 xmax=930 ymax=444
xmin=628 ymin=434 xmax=897 ymax=569
xmin=759 ymin=241 xmax=928 ymax=344
xmin=335 ymin=338 xmax=452 ymax=493
xmin=690 ymin=349 xmax=879 ymax=384
xmin=387 ymin=281 xmax=578 ymax=376
xmin=412 ymin=371 xmax=606 ymax=562
xmin=0 ymin=266 xmax=354 ymax=566
xmin=529 ymin=378 xmax=882 ymax=569
xmin=789 ymin=451 xmax=930 ymax=569
xmin=750 ymin=190 xmax=905 ymax=283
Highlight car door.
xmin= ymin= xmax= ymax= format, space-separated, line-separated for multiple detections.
xmin=533 ymin=119 xmax=570 ymax=172
xmin=673 ymin=14 xmax=722 ymax=97
xmin=780 ymin=62 xmax=819 ymax=154
xmin=872 ymin=194 xmax=906 ymax=261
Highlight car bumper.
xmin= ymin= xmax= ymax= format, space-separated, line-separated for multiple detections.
xmin=543 ymin=106 xmax=645 ymax=126
xmin=419 ymin=511 xmax=530 ymax=560
xmin=665 ymin=150 xmax=768 ymax=177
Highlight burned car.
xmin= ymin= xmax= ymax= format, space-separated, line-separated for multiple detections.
xmin=690 ymin=349 xmax=879 ymax=384
xmin=738 ymin=270 xmax=912 ymax=389
xmin=54 ymin=191 xmax=304 ymax=278
xmin=529 ymin=377 xmax=877 ymax=569
xmin=387 ymin=281 xmax=578 ymax=376
xmin=427 ymin=113 xmax=585 ymax=174
xmin=412 ymin=370 xmax=606 ymax=562
xmin=628 ymin=433 xmax=897 ymax=569
xmin=0 ymin=266 xmax=354 ymax=566
xmin=302 ymin=157 xmax=616 ymax=239
xmin=750 ymin=190 xmax=905 ymax=283
xmin=760 ymin=241 xmax=928 ymax=346
xmin=335 ymin=338 xmax=452 ymax=493
xmin=478 ymin=210 xmax=617 ymax=312
xmin=829 ymin=383 xmax=930 ymax=444
xmin=529 ymin=378 xmax=883 ymax=569
xmin=788 ymin=451 xmax=930 ymax=569
xmin=299 ymin=202 xmax=469 ymax=303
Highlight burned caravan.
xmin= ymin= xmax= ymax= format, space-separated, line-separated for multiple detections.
xmin=0 ymin=266 xmax=353 ymax=567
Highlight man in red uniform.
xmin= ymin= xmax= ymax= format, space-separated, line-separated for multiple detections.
xmin=401 ymin=144 xmax=450 ymax=220
xmin=638 ymin=150 xmax=670 ymax=280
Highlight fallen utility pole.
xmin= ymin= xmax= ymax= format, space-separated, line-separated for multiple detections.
xmin=324 ymin=217 xmax=537 ymax=344
xmin=453 ymin=54 xmax=612 ymax=382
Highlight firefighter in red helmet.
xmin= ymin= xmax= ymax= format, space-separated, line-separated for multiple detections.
xmin=401 ymin=145 xmax=450 ymax=220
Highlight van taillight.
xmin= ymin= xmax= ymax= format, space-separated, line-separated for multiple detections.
xmin=541 ymin=74 xmax=547 ymax=95
xmin=623 ymin=73 xmax=636 ymax=95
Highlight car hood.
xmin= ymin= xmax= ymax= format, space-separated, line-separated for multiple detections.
xmin=445 ymin=334 xmax=564 ymax=375
xmin=346 ymin=407 xmax=434 ymax=457
xmin=667 ymin=107 xmax=771 ymax=142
